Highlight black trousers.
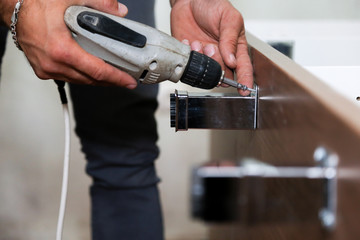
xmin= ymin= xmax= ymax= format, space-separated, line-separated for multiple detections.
xmin=70 ymin=83 xmax=163 ymax=240
xmin=0 ymin=26 xmax=8 ymax=77
xmin=71 ymin=0 xmax=163 ymax=239
xmin=70 ymin=0 xmax=164 ymax=239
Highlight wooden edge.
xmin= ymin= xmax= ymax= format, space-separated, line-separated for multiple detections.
xmin=246 ymin=32 xmax=360 ymax=135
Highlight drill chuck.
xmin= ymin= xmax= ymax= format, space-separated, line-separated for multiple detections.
xmin=180 ymin=51 xmax=223 ymax=89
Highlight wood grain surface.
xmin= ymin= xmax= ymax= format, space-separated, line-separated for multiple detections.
xmin=208 ymin=33 xmax=360 ymax=240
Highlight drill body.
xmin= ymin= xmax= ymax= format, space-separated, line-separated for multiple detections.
xmin=64 ymin=6 xmax=222 ymax=89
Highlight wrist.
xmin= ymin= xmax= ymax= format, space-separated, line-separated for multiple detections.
xmin=0 ymin=0 xmax=17 ymax=26
xmin=10 ymin=0 xmax=24 ymax=50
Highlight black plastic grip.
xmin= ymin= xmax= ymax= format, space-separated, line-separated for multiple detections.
xmin=77 ymin=11 xmax=146 ymax=48
xmin=180 ymin=51 xmax=222 ymax=89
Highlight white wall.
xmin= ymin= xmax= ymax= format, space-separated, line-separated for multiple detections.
xmin=232 ymin=0 xmax=360 ymax=19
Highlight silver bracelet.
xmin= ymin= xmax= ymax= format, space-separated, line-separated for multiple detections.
xmin=10 ymin=0 xmax=24 ymax=51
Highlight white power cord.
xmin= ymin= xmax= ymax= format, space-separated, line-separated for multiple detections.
xmin=56 ymin=103 xmax=71 ymax=240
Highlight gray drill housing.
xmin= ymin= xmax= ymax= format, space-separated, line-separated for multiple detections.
xmin=64 ymin=6 xmax=191 ymax=85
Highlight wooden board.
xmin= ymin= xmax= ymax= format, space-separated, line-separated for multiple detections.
xmin=208 ymin=33 xmax=360 ymax=240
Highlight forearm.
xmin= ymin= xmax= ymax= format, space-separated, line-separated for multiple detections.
xmin=0 ymin=0 xmax=17 ymax=27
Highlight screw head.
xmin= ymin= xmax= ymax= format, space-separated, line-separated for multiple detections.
xmin=319 ymin=209 xmax=336 ymax=230
xmin=314 ymin=146 xmax=328 ymax=163
xmin=314 ymin=146 xmax=339 ymax=167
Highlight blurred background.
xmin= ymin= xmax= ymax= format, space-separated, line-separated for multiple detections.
xmin=0 ymin=0 xmax=359 ymax=239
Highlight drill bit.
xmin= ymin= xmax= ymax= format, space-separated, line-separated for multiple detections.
xmin=222 ymin=77 xmax=256 ymax=92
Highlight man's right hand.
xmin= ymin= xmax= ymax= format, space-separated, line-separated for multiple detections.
xmin=0 ymin=0 xmax=137 ymax=89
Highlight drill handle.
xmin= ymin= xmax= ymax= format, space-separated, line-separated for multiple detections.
xmin=64 ymin=6 xmax=191 ymax=84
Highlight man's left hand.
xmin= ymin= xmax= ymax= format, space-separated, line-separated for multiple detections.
xmin=170 ymin=0 xmax=253 ymax=95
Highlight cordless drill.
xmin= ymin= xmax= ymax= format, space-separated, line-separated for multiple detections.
xmin=64 ymin=6 xmax=254 ymax=91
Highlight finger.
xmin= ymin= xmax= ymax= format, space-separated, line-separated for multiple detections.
xmin=203 ymin=43 xmax=235 ymax=81
xmin=235 ymin=37 xmax=254 ymax=96
xmin=190 ymin=40 xmax=203 ymax=54
xmin=203 ymin=44 xmax=216 ymax=58
xmin=203 ymin=43 xmax=224 ymax=71
xmin=34 ymin=58 xmax=109 ymax=86
xmin=74 ymin=50 xmax=138 ymax=88
xmin=39 ymin=68 xmax=93 ymax=85
xmin=49 ymin=34 xmax=138 ymax=88
xmin=116 ymin=3 xmax=128 ymax=17
xmin=218 ymin=9 xmax=244 ymax=69
xmin=215 ymin=6 xmax=253 ymax=95
xmin=40 ymin=63 xmax=113 ymax=86
xmin=182 ymin=39 xmax=190 ymax=45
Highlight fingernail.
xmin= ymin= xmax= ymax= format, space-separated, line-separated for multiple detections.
xmin=182 ymin=39 xmax=190 ymax=45
xmin=229 ymin=54 xmax=236 ymax=64
xmin=204 ymin=44 xmax=216 ymax=57
xmin=118 ymin=3 xmax=128 ymax=16
xmin=126 ymin=84 xmax=137 ymax=89
xmin=191 ymin=41 xmax=202 ymax=52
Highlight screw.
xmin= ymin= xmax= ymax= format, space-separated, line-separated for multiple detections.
xmin=314 ymin=146 xmax=328 ymax=163
xmin=314 ymin=146 xmax=338 ymax=167
xmin=319 ymin=209 xmax=336 ymax=230
xmin=315 ymin=147 xmax=338 ymax=232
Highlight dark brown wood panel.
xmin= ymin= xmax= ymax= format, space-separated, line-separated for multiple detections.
xmin=209 ymin=33 xmax=360 ymax=240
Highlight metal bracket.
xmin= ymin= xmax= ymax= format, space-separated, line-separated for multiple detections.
xmin=192 ymin=146 xmax=338 ymax=231
xmin=313 ymin=146 xmax=338 ymax=230
xmin=170 ymin=87 xmax=258 ymax=131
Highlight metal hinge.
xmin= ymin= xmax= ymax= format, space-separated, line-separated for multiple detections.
xmin=192 ymin=146 xmax=338 ymax=231
xmin=170 ymin=87 xmax=258 ymax=131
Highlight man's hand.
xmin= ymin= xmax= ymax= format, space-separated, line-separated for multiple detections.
xmin=0 ymin=0 xmax=137 ymax=88
xmin=170 ymin=0 xmax=253 ymax=95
